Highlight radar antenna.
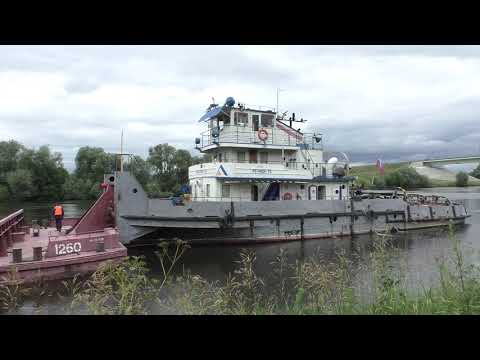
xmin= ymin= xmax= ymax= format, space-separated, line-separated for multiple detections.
xmin=288 ymin=112 xmax=307 ymax=128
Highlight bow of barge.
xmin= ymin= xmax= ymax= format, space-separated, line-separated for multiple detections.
xmin=0 ymin=182 xmax=127 ymax=284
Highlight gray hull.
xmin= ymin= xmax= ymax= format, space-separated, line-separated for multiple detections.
xmin=111 ymin=172 xmax=469 ymax=245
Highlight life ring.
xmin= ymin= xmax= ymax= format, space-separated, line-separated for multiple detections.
xmin=283 ymin=192 xmax=292 ymax=200
xmin=258 ymin=128 xmax=268 ymax=141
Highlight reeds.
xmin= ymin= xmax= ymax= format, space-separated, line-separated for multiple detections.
xmin=3 ymin=225 xmax=480 ymax=315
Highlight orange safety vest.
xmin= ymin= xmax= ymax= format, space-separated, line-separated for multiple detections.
xmin=54 ymin=206 xmax=63 ymax=216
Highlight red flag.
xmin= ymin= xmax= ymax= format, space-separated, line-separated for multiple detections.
xmin=376 ymin=159 xmax=385 ymax=175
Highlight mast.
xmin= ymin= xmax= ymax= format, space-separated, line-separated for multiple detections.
xmin=277 ymin=89 xmax=286 ymax=116
xmin=120 ymin=129 xmax=124 ymax=173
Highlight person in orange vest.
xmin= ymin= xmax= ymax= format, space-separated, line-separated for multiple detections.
xmin=52 ymin=203 xmax=64 ymax=232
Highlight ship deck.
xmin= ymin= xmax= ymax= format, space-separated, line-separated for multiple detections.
xmin=0 ymin=225 xmax=127 ymax=281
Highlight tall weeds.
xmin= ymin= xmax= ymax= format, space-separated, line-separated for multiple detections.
xmin=3 ymin=225 xmax=480 ymax=315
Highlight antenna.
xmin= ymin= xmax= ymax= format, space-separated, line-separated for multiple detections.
xmin=276 ymin=88 xmax=285 ymax=118
xmin=288 ymin=112 xmax=307 ymax=127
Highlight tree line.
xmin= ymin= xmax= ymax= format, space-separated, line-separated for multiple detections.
xmin=2 ymin=139 xmax=480 ymax=201
xmin=0 ymin=140 xmax=207 ymax=202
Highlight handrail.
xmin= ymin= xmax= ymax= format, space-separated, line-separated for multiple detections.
xmin=48 ymin=229 xmax=110 ymax=242
xmin=0 ymin=209 xmax=24 ymax=227
xmin=200 ymin=125 xmax=323 ymax=149
xmin=192 ymin=160 xmax=348 ymax=168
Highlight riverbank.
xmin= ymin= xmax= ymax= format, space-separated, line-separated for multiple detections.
xmin=350 ymin=162 xmax=480 ymax=188
xmin=2 ymin=225 xmax=480 ymax=315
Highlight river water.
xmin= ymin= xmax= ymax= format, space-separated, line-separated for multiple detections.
xmin=1 ymin=187 xmax=480 ymax=314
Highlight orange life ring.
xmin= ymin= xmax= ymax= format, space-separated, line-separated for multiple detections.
xmin=258 ymin=128 xmax=268 ymax=141
xmin=283 ymin=192 xmax=292 ymax=200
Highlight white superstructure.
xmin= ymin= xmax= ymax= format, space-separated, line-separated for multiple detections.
xmin=188 ymin=97 xmax=354 ymax=202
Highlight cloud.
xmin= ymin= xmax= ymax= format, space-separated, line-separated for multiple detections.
xmin=1 ymin=45 xmax=480 ymax=171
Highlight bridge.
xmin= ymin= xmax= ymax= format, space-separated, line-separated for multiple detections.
xmin=410 ymin=155 xmax=480 ymax=184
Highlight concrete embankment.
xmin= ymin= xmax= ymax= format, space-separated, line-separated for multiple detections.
xmin=412 ymin=164 xmax=480 ymax=185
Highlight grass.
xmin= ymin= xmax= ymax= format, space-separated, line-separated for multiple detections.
xmin=2 ymin=225 xmax=480 ymax=315
xmin=349 ymin=162 xmax=406 ymax=188
xmin=350 ymin=162 xmax=461 ymax=188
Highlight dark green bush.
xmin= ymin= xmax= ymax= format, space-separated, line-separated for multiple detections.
xmin=456 ymin=171 xmax=469 ymax=187
xmin=384 ymin=167 xmax=431 ymax=189
xmin=471 ymin=164 xmax=480 ymax=179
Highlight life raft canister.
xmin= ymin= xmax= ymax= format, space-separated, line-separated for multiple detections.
xmin=258 ymin=128 xmax=268 ymax=141
xmin=283 ymin=192 xmax=293 ymax=200
xmin=54 ymin=206 xmax=63 ymax=216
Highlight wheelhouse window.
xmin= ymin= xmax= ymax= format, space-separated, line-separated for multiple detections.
xmin=234 ymin=111 xmax=248 ymax=126
xmin=252 ymin=114 xmax=260 ymax=131
xmin=260 ymin=152 xmax=268 ymax=164
xmin=261 ymin=114 xmax=274 ymax=127
xmin=222 ymin=184 xmax=230 ymax=198
xmin=237 ymin=151 xmax=246 ymax=163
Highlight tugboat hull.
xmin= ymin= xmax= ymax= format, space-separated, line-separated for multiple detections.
xmin=112 ymin=172 xmax=469 ymax=245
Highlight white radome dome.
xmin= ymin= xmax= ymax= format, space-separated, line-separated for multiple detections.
xmin=327 ymin=157 xmax=338 ymax=164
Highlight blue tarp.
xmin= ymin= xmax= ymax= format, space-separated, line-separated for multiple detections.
xmin=198 ymin=106 xmax=224 ymax=122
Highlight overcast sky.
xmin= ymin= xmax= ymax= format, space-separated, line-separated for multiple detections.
xmin=1 ymin=45 xmax=480 ymax=171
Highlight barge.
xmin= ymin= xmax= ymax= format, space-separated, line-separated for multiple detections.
xmin=112 ymin=97 xmax=470 ymax=245
xmin=0 ymin=182 xmax=127 ymax=284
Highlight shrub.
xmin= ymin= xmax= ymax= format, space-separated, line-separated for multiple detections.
xmin=372 ymin=176 xmax=386 ymax=189
xmin=384 ymin=167 xmax=431 ymax=189
xmin=456 ymin=172 xmax=469 ymax=187
xmin=471 ymin=164 xmax=480 ymax=179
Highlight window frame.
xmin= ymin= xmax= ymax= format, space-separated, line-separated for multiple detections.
xmin=260 ymin=113 xmax=274 ymax=128
xmin=237 ymin=151 xmax=246 ymax=163
xmin=222 ymin=184 xmax=230 ymax=198
xmin=260 ymin=152 xmax=269 ymax=164
xmin=234 ymin=111 xmax=249 ymax=126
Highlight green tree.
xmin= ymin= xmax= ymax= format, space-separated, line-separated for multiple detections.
xmin=147 ymin=144 xmax=197 ymax=195
xmin=124 ymin=155 xmax=151 ymax=189
xmin=0 ymin=140 xmax=25 ymax=183
xmin=456 ymin=171 xmax=469 ymax=187
xmin=74 ymin=146 xmax=116 ymax=183
xmin=147 ymin=144 xmax=178 ymax=194
xmin=5 ymin=169 xmax=35 ymax=200
xmin=21 ymin=146 xmax=68 ymax=200
xmin=174 ymin=149 xmax=193 ymax=186
xmin=385 ymin=167 xmax=431 ymax=189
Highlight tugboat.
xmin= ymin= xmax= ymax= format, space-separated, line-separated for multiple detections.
xmin=111 ymin=97 xmax=470 ymax=245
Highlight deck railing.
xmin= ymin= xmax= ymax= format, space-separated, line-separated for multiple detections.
xmin=0 ymin=209 xmax=25 ymax=257
xmin=200 ymin=125 xmax=323 ymax=149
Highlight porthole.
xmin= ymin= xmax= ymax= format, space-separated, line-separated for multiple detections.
xmin=132 ymin=188 xmax=138 ymax=194
xmin=109 ymin=176 xmax=115 ymax=182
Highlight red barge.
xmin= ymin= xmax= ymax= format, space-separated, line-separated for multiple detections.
xmin=0 ymin=182 xmax=127 ymax=284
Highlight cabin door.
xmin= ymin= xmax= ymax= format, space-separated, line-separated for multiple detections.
xmin=251 ymin=185 xmax=259 ymax=201
xmin=249 ymin=150 xmax=258 ymax=163
xmin=317 ymin=186 xmax=326 ymax=200
xmin=308 ymin=185 xmax=317 ymax=200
